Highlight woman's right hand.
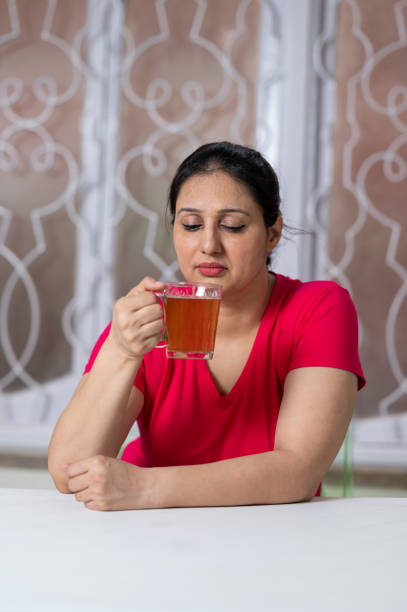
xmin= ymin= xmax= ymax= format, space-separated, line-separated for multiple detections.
xmin=107 ymin=276 xmax=165 ymax=361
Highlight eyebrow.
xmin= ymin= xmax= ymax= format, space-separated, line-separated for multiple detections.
xmin=176 ymin=207 xmax=251 ymax=217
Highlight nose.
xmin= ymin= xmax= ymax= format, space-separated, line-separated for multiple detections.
xmin=200 ymin=224 xmax=222 ymax=255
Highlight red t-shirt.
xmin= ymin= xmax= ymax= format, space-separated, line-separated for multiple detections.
xmin=84 ymin=274 xmax=365 ymax=472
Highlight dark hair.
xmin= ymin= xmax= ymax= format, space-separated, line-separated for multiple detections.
xmin=167 ymin=141 xmax=281 ymax=266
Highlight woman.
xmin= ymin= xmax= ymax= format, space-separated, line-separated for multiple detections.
xmin=48 ymin=141 xmax=365 ymax=511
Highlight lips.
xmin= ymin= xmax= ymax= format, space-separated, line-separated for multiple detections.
xmin=197 ymin=262 xmax=227 ymax=277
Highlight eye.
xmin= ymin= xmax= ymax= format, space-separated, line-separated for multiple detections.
xmin=220 ymin=224 xmax=245 ymax=233
xmin=182 ymin=223 xmax=202 ymax=231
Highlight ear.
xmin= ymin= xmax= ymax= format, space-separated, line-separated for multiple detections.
xmin=266 ymin=215 xmax=283 ymax=253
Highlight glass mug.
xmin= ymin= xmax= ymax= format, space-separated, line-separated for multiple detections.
xmin=155 ymin=282 xmax=222 ymax=359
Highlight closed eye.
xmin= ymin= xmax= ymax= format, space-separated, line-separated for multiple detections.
xmin=182 ymin=223 xmax=245 ymax=232
xmin=220 ymin=224 xmax=245 ymax=232
xmin=182 ymin=224 xmax=202 ymax=231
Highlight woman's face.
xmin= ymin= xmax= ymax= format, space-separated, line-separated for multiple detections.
xmin=173 ymin=171 xmax=282 ymax=297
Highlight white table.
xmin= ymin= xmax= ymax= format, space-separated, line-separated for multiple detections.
xmin=0 ymin=490 xmax=406 ymax=612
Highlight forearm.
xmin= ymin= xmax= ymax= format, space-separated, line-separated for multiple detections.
xmin=48 ymin=338 xmax=141 ymax=489
xmin=148 ymin=450 xmax=319 ymax=509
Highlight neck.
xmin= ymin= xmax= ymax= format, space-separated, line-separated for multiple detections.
xmin=217 ymin=271 xmax=275 ymax=338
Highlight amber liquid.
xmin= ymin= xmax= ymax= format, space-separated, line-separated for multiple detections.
xmin=165 ymin=296 xmax=221 ymax=355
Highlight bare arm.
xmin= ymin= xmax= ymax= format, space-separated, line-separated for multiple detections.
xmin=48 ymin=277 xmax=164 ymax=493
xmin=48 ymin=348 xmax=143 ymax=493
xmin=147 ymin=367 xmax=357 ymax=507
xmin=64 ymin=366 xmax=357 ymax=510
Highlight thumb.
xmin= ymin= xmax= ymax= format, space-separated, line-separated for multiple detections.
xmin=127 ymin=276 xmax=165 ymax=297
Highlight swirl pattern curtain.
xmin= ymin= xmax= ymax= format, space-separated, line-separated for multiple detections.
xmin=331 ymin=0 xmax=407 ymax=434
xmin=0 ymin=0 xmax=406 ymax=465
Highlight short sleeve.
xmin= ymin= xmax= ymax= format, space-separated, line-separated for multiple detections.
xmin=83 ymin=323 xmax=111 ymax=374
xmin=288 ymin=284 xmax=366 ymax=390
xmin=82 ymin=321 xmax=146 ymax=394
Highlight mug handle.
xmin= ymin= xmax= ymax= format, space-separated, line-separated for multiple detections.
xmin=154 ymin=291 xmax=168 ymax=348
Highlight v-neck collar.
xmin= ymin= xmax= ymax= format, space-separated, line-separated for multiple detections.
xmin=200 ymin=273 xmax=282 ymax=401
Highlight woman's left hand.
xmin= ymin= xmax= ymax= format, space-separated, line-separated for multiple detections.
xmin=61 ymin=455 xmax=153 ymax=511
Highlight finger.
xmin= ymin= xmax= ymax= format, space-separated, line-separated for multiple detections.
xmin=116 ymin=293 xmax=162 ymax=316
xmin=134 ymin=318 xmax=164 ymax=344
xmin=64 ymin=460 xmax=89 ymax=479
xmin=75 ymin=488 xmax=93 ymax=503
xmin=112 ymin=310 xmax=163 ymax=349
xmin=67 ymin=473 xmax=90 ymax=493
xmin=132 ymin=303 xmax=164 ymax=327
xmin=127 ymin=276 xmax=165 ymax=297
xmin=85 ymin=500 xmax=103 ymax=511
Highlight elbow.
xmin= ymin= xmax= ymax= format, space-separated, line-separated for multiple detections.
xmin=289 ymin=470 xmax=321 ymax=504
xmin=292 ymin=457 xmax=323 ymax=502
xmin=300 ymin=475 xmax=323 ymax=502
xmin=53 ymin=479 xmax=72 ymax=495
xmin=299 ymin=488 xmax=317 ymax=503
xmin=286 ymin=487 xmax=316 ymax=505
xmin=48 ymin=440 xmax=72 ymax=494
xmin=287 ymin=485 xmax=315 ymax=504
xmin=284 ymin=463 xmax=322 ymax=504
xmin=50 ymin=473 xmax=71 ymax=495
xmin=48 ymin=460 xmax=71 ymax=495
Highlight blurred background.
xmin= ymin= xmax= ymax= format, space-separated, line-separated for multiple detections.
xmin=0 ymin=0 xmax=406 ymax=495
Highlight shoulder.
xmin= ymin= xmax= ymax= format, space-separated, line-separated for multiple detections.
xmin=273 ymin=276 xmax=365 ymax=390
xmin=274 ymin=274 xmax=357 ymax=327
xmin=276 ymin=273 xmax=345 ymax=297
xmin=276 ymin=274 xmax=351 ymax=308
